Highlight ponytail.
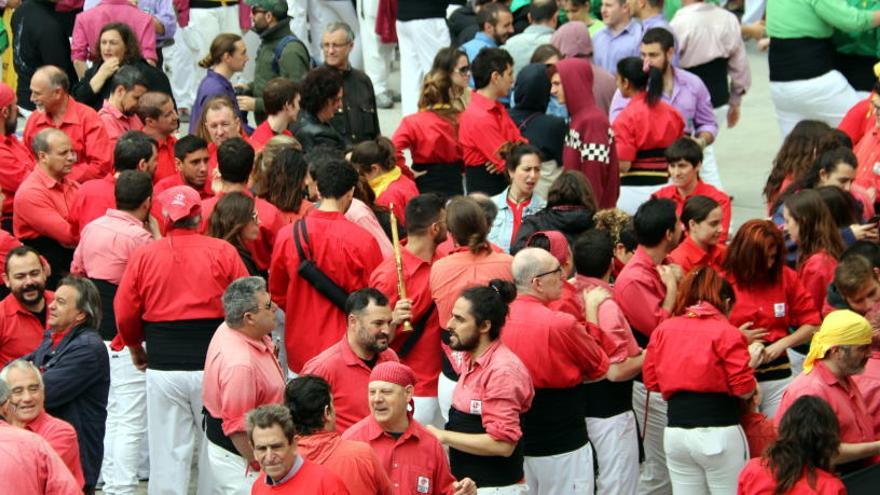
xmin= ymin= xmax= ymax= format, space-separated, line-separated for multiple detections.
xmin=645 ymin=66 xmax=663 ymax=106
xmin=617 ymin=57 xmax=664 ymax=107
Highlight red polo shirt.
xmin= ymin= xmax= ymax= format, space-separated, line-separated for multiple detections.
xmin=152 ymin=134 xmax=178 ymax=183
xmin=668 ymin=235 xmax=727 ymax=275
xmin=798 ymin=251 xmax=837 ymax=315
xmin=727 ymin=267 xmax=821 ymax=345
xmin=115 ymin=229 xmax=249 ymax=346
xmin=269 ymin=210 xmax=383 ymax=372
xmin=68 ymin=174 xmax=115 ymax=234
xmin=203 ymin=323 xmax=285 ymax=435
xmin=573 ymin=275 xmax=642 ymax=363
xmin=0 ymin=133 xmax=35 ymax=217
xmin=25 ymin=411 xmax=85 ymax=488
xmin=301 ymin=336 xmax=399 ymax=433
xmin=370 ymin=247 xmax=442 ymax=397
xmin=0 ymin=292 xmax=52 ymax=368
xmin=392 ymin=110 xmax=463 ymax=168
xmin=0 ymin=230 xmax=21 ymax=266
xmin=0 ymin=421 xmax=83 ymax=494
xmin=503 ymin=294 xmax=608 ymax=388
xmin=153 ymin=172 xmax=214 ymax=200
xmin=776 ymin=360 xmax=876 ymax=445
xmin=854 ymin=353 xmax=880 ymax=435
xmin=201 ymin=189 xmax=286 ymax=271
xmin=613 ymin=246 xmax=671 ymax=339
xmin=12 ymin=167 xmax=79 ymax=245
xmin=738 ymin=458 xmax=845 ymax=495
xmin=459 ymin=91 xmax=524 ymax=172
xmin=296 ymin=431 xmax=393 ymax=495
xmin=251 ymin=458 xmax=350 ymax=494
xmin=451 ymin=340 xmax=534 ymax=443
xmin=653 ymin=181 xmax=732 ymax=243
xmin=643 ymin=302 xmax=756 ymax=401
xmin=375 ymin=174 xmax=419 ymax=223
xmin=344 ymin=416 xmax=458 ymax=495
xmin=249 ymin=120 xmax=292 ymax=152
xmin=98 ymin=100 xmax=144 ymax=144
xmin=23 ymin=97 xmax=113 ymax=183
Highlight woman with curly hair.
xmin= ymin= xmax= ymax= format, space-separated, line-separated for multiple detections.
xmin=289 ymin=67 xmax=345 ymax=152
xmin=763 ymin=120 xmax=832 ymax=211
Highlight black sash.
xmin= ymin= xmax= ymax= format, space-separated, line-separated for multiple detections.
xmin=768 ymin=37 xmax=835 ymax=82
xmin=90 ymin=279 xmax=118 ymax=341
xmin=621 ymin=148 xmax=669 ymax=186
xmin=412 ymin=161 xmax=464 ymax=200
xmin=521 ymin=386 xmax=589 ymax=457
xmin=754 ymin=353 xmax=792 ymax=382
xmin=203 ymin=407 xmax=240 ymax=456
xmin=397 ymin=303 xmax=437 ymax=359
xmin=143 ymin=318 xmax=223 ymax=371
xmin=447 ymin=408 xmax=524 ymax=487
xmin=293 ymin=220 xmax=349 ymax=312
xmin=583 ymin=379 xmax=634 ymax=418
xmin=666 ymin=391 xmax=740 ymax=428
xmin=687 ymin=57 xmax=730 ymax=108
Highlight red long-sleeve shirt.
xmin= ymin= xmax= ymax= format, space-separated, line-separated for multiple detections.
xmin=12 ymin=167 xmax=78 ymax=245
xmin=458 ymin=91 xmax=524 ymax=172
xmin=0 ymin=291 xmax=53 ymax=368
xmin=201 ymin=190 xmax=286 ymax=270
xmin=653 ymin=181 xmax=732 ymax=243
xmin=68 ymin=174 xmax=115 ymax=234
xmin=613 ymin=246 xmax=671 ymax=338
xmin=0 ymin=133 xmax=35 ymax=217
xmin=392 ymin=110 xmax=463 ymax=168
xmin=798 ymin=251 xmax=837 ymax=316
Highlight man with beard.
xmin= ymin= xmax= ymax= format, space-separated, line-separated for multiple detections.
xmin=461 ymin=3 xmax=515 ymax=65
xmin=370 ymin=194 xmax=447 ymax=428
xmin=98 ymin=66 xmax=149 ymax=145
xmin=239 ymin=0 xmax=311 ymax=125
xmin=777 ymin=310 xmax=880 ymax=470
xmin=426 ymin=280 xmax=534 ymax=493
xmin=136 ymin=92 xmax=180 ymax=183
xmin=0 ymin=246 xmax=51 ymax=368
xmin=0 ymin=83 xmax=35 ymax=230
xmin=301 ymin=288 xmax=400 ymax=433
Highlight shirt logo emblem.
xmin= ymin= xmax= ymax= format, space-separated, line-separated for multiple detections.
xmin=417 ymin=476 xmax=430 ymax=493
xmin=171 ymin=192 xmax=186 ymax=207
xmin=773 ymin=302 xmax=786 ymax=318
xmin=470 ymin=400 xmax=482 ymax=415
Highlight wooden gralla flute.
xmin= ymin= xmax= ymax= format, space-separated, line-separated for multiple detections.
xmin=389 ymin=203 xmax=414 ymax=332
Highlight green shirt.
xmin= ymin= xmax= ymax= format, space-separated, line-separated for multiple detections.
xmin=766 ymin=0 xmax=875 ymax=39
xmin=833 ymin=0 xmax=880 ymax=56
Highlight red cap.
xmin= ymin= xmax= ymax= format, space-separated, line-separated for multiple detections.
xmin=369 ymin=361 xmax=416 ymax=388
xmin=0 ymin=83 xmax=14 ymax=108
xmin=157 ymin=186 xmax=202 ymax=222
xmin=527 ymin=230 xmax=570 ymax=266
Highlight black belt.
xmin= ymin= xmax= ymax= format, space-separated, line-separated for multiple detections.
xmin=686 ymin=57 xmax=731 ymax=108
xmin=190 ymin=0 xmax=239 ymax=7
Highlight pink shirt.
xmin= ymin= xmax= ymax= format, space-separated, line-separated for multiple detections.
xmin=853 ymin=352 xmax=880 ymax=436
xmin=71 ymin=209 xmax=154 ymax=285
xmin=71 ymin=0 xmax=158 ymax=62
xmin=68 ymin=174 xmax=116 ymax=235
xmin=613 ymin=246 xmax=670 ymax=339
xmin=451 ymin=340 xmax=534 ymax=443
xmin=98 ymin=100 xmax=144 ymax=144
xmin=574 ymin=275 xmax=642 ymax=363
xmin=25 ymin=411 xmax=85 ymax=488
xmin=345 ymin=198 xmax=392 ymax=259
xmin=203 ymin=323 xmax=285 ymax=436
xmin=0 ymin=421 xmax=82 ymax=495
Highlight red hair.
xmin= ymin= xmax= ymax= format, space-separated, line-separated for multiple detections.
xmin=672 ymin=266 xmax=736 ymax=315
xmin=722 ymin=219 xmax=785 ymax=289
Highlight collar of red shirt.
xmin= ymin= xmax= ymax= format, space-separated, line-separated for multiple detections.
xmin=361 ymin=413 xmax=422 ymax=444
xmin=32 ymin=97 xmax=82 ymax=128
xmin=401 ymin=248 xmax=434 ymax=277
xmin=23 ymin=410 xmax=50 ymax=432
xmin=228 ymin=325 xmax=274 ymax=353
xmin=340 ymin=335 xmax=392 ymax=370
xmin=101 ymin=100 xmax=126 ymax=120
xmin=50 ymin=328 xmax=72 ymax=348
xmin=574 ymin=275 xmax=611 ymax=292
xmin=32 ymin=166 xmax=68 ymax=191
xmin=680 ymin=234 xmax=717 ymax=258
xmin=2 ymin=291 xmax=53 ymax=318
xmin=683 ymin=302 xmax=723 ymax=318
xmin=811 ymin=360 xmax=858 ymax=391
xmin=515 ymin=293 xmax=549 ymax=308
xmin=465 ymin=339 xmax=503 ymax=373
xmin=309 ymin=209 xmax=345 ymax=221
xmin=167 ymin=228 xmax=200 ymax=237
xmin=469 ymin=90 xmax=502 ymax=114
xmin=104 ymin=208 xmax=145 ymax=226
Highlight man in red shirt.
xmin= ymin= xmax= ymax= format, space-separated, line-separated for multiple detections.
xmin=247 ymin=404 xmax=351 ymax=494
xmin=115 ymin=185 xmax=248 ymax=494
xmin=69 ymin=131 xmax=158 ymax=234
xmin=302 ymin=288 xmax=400 ymax=432
xmin=0 ymin=246 xmax=50 ymax=368
xmin=459 ymin=48 xmax=523 ymax=196
xmin=13 ymin=128 xmax=79 ymax=289
xmin=249 ymin=78 xmax=298 ymax=153
xmin=0 ymin=359 xmax=85 ymax=488
xmin=0 ymin=82 xmax=35 ymax=228
xmin=154 ymin=135 xmax=214 ymax=200
xmin=136 ymin=92 xmax=179 ymax=183
xmin=370 ymin=194 xmax=446 ymax=428
xmin=200 ymin=137 xmax=285 ymax=271
xmin=24 ymin=66 xmax=113 ymax=183
xmin=344 ymin=362 xmax=477 ymax=495
xmin=777 ymin=310 xmax=880 ymax=468
xmin=97 ymin=66 xmax=147 ymax=145
xmin=269 ymin=157 xmax=383 ymax=373
xmin=613 ymin=197 xmax=683 ymax=495
xmin=203 ymin=276 xmax=286 ymax=493
xmin=652 ymin=138 xmax=732 ymax=243
xmin=285 ymin=375 xmax=393 ymax=495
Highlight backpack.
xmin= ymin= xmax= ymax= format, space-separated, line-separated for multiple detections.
xmin=272 ymin=34 xmax=317 ymax=75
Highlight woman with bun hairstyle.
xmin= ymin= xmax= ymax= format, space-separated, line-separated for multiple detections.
xmin=669 ymin=195 xmax=727 ymax=274
xmin=392 ymin=69 xmax=465 ymax=199
xmin=190 ymin=33 xmax=249 ymax=134
xmin=612 ymin=56 xmax=686 ymax=214
xmin=427 ymin=279 xmax=535 ymax=493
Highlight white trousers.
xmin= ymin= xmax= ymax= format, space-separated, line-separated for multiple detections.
xmin=476 ymin=485 xmax=530 ymax=494
xmin=437 ymin=372 xmax=457 ymax=424
xmin=397 ymin=18 xmax=451 ymax=115
xmin=633 ymin=381 xmax=670 ymax=495
xmin=663 ymin=426 xmax=748 ymax=495
xmin=617 ymin=185 xmax=665 ymax=216
xmin=586 ymin=412 xmax=640 ymax=495
xmin=288 ymin=0 xmax=310 ymax=43
xmin=164 ymin=25 xmax=200 ymax=110
xmin=524 ymin=442 xmax=594 ymax=495
xmin=358 ymin=0 xmax=394 ymax=96
xmin=101 ymin=345 xmax=147 ymax=495
xmin=188 ymin=6 xmax=243 ymax=92
xmin=413 ymin=395 xmax=444 ymax=429
xmin=757 ymin=376 xmax=792 ymax=419
xmin=741 ymin=0 xmax=766 ymax=26
xmin=146 ymin=369 xmax=213 ymax=495
xmin=309 ymin=0 xmax=363 ymax=70
xmin=206 ymin=442 xmax=257 ymax=494
xmin=535 ymin=160 xmax=562 ymax=200
xmin=770 ymin=70 xmax=859 ymax=139
xmin=788 ymin=349 xmax=806 ymax=378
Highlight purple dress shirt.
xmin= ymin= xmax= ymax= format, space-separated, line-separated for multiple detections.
xmin=591 ymin=18 xmax=643 ymax=75
xmin=189 ymin=69 xmax=241 ymax=135
xmin=609 ymin=67 xmax=718 ymax=137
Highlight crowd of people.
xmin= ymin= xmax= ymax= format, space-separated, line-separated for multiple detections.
xmin=3 ymin=0 xmax=880 ymax=494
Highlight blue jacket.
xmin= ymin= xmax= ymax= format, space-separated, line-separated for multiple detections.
xmin=488 ymin=187 xmax=546 ymax=253
xmin=27 ymin=325 xmax=109 ymax=487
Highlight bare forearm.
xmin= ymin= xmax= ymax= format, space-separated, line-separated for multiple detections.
xmin=74 ymin=60 xmax=87 ymax=80
xmin=835 ymin=441 xmax=880 ymax=465
xmin=438 ymin=431 xmax=515 ymax=457
xmin=229 ymin=432 xmax=255 ymax=462
xmin=606 ymin=353 xmax=645 ymax=382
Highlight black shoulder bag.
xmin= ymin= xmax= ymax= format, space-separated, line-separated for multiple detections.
xmin=293 ymin=219 xmax=349 ymax=312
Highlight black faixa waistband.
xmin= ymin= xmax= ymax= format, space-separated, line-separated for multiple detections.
xmin=769 ymin=37 xmax=835 ymax=82
xmin=667 ymin=391 xmax=740 ymax=428
xmin=143 ymin=318 xmax=223 ymax=371
xmin=190 ymin=0 xmax=239 ymax=8
xmin=521 ymin=386 xmax=589 ymax=457
xmin=447 ymin=408 xmax=525 ymax=487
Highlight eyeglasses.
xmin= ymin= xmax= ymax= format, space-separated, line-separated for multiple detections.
xmin=534 ymin=265 xmax=562 ymax=280
xmin=456 ymin=65 xmax=471 ymax=75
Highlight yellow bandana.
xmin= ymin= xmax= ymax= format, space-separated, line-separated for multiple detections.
xmin=369 ymin=166 xmax=402 ymax=198
xmin=803 ymin=310 xmax=872 ymax=374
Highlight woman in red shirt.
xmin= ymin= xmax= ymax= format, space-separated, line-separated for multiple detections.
xmin=668 ymin=195 xmax=727 ymax=275
xmin=738 ymin=395 xmax=845 ymax=495
xmin=392 ymin=69 xmax=464 ymax=199
xmin=783 ymin=189 xmax=845 ymax=316
xmin=350 ymin=137 xmax=419 ymax=223
xmin=723 ymin=220 xmax=821 ymax=418
xmin=762 ymin=120 xmax=832 ymax=213
xmin=643 ymin=267 xmax=759 ymax=495
xmin=256 ymin=144 xmax=314 ymax=224
xmin=612 ymin=57 xmax=686 ymax=214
